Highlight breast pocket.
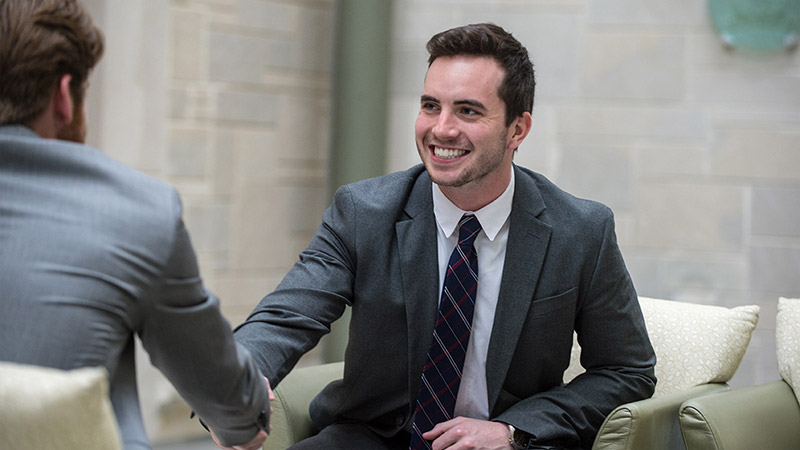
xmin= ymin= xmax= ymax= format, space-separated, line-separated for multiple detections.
xmin=530 ymin=287 xmax=578 ymax=318
xmin=506 ymin=287 xmax=578 ymax=389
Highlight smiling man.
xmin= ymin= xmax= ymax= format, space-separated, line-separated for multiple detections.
xmin=235 ymin=23 xmax=656 ymax=450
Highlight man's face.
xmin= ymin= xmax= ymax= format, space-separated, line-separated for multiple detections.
xmin=415 ymin=55 xmax=517 ymax=201
xmin=57 ymin=99 xmax=87 ymax=144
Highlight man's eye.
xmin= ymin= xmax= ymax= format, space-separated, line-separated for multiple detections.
xmin=421 ymin=102 xmax=437 ymax=111
xmin=461 ymin=107 xmax=478 ymax=116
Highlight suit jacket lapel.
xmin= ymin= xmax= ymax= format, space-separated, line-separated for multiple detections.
xmin=396 ymin=170 xmax=440 ymax=405
xmin=486 ymin=165 xmax=552 ymax=413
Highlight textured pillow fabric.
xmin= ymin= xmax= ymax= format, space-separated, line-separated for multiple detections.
xmin=777 ymin=297 xmax=800 ymax=406
xmin=564 ymin=296 xmax=759 ymax=397
xmin=0 ymin=362 xmax=122 ymax=450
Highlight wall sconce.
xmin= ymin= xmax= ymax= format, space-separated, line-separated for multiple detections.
xmin=708 ymin=0 xmax=800 ymax=50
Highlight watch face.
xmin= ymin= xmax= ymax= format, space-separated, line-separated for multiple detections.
xmin=513 ymin=429 xmax=529 ymax=445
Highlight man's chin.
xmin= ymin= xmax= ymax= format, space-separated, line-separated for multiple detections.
xmin=427 ymin=171 xmax=469 ymax=189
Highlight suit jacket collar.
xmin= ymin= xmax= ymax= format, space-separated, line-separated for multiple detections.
xmin=0 ymin=124 xmax=40 ymax=139
xmin=395 ymin=169 xmax=440 ymax=406
xmin=485 ymin=165 xmax=552 ymax=414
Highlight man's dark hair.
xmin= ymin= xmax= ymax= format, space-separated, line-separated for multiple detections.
xmin=0 ymin=0 xmax=104 ymax=125
xmin=426 ymin=23 xmax=535 ymax=126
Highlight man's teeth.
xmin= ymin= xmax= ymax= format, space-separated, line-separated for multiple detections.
xmin=434 ymin=147 xmax=467 ymax=159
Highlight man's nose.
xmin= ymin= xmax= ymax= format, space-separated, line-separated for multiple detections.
xmin=432 ymin=112 xmax=459 ymax=139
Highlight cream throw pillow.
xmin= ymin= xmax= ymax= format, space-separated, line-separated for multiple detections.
xmin=564 ymin=296 xmax=759 ymax=397
xmin=777 ymin=297 xmax=800 ymax=406
xmin=0 ymin=362 xmax=122 ymax=450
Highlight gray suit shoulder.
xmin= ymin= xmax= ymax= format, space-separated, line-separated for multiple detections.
xmin=75 ymin=140 xmax=180 ymax=223
xmin=85 ymin=143 xmax=181 ymax=217
xmin=516 ymin=165 xmax=614 ymax=226
xmin=2 ymin=129 xmax=183 ymax=258
xmin=2 ymin=128 xmax=180 ymax=217
xmin=334 ymin=165 xmax=428 ymax=214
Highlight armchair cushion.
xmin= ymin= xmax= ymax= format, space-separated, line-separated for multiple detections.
xmin=679 ymin=380 xmax=800 ymax=449
xmin=565 ymin=297 xmax=759 ymax=397
xmin=777 ymin=297 xmax=800 ymax=405
xmin=0 ymin=362 xmax=121 ymax=450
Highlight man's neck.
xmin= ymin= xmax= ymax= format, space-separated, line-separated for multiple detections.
xmin=24 ymin=114 xmax=58 ymax=139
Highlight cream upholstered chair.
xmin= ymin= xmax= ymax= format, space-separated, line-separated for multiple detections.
xmin=0 ymin=362 xmax=122 ymax=450
xmin=264 ymin=296 xmax=760 ymax=450
xmin=678 ymin=297 xmax=800 ymax=450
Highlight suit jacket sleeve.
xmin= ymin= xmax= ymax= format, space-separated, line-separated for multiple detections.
xmin=137 ymin=193 xmax=269 ymax=447
xmin=493 ymin=209 xmax=656 ymax=449
xmin=234 ymin=185 xmax=356 ymax=386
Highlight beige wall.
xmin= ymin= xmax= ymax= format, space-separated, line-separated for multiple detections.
xmin=83 ymin=0 xmax=799 ymax=444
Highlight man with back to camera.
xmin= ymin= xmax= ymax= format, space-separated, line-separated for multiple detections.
xmin=235 ymin=23 xmax=657 ymax=449
xmin=0 ymin=1 xmax=271 ymax=448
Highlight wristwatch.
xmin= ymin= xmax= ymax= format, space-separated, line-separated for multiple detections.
xmin=507 ymin=424 xmax=530 ymax=449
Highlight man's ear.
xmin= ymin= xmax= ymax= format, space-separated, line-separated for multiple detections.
xmin=507 ymin=111 xmax=532 ymax=150
xmin=53 ymin=74 xmax=75 ymax=127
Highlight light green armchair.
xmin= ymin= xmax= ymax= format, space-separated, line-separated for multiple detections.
xmin=679 ymin=380 xmax=800 ymax=449
xmin=263 ymin=297 xmax=760 ymax=449
xmin=678 ymin=296 xmax=800 ymax=450
xmin=591 ymin=383 xmax=729 ymax=450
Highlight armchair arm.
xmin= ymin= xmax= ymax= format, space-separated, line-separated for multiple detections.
xmin=679 ymin=380 xmax=800 ymax=450
xmin=592 ymin=383 xmax=730 ymax=450
xmin=264 ymin=361 xmax=345 ymax=450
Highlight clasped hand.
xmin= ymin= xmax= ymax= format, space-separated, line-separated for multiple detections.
xmin=422 ymin=417 xmax=512 ymax=450
xmin=211 ymin=377 xmax=274 ymax=450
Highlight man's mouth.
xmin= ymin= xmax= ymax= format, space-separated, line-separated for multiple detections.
xmin=432 ymin=146 xmax=468 ymax=160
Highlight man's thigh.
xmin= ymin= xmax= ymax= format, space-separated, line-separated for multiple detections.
xmin=289 ymin=423 xmax=409 ymax=450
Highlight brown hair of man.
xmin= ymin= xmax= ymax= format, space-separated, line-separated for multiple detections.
xmin=425 ymin=23 xmax=535 ymax=126
xmin=0 ymin=0 xmax=104 ymax=126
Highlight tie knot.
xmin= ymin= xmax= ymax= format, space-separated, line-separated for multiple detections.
xmin=458 ymin=215 xmax=481 ymax=247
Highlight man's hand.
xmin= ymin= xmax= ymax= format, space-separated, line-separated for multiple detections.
xmin=422 ymin=417 xmax=511 ymax=450
xmin=210 ymin=377 xmax=275 ymax=450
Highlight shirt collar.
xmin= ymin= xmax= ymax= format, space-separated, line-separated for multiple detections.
xmin=432 ymin=167 xmax=515 ymax=242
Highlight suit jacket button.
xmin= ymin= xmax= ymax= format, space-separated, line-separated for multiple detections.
xmin=396 ymin=414 xmax=405 ymax=427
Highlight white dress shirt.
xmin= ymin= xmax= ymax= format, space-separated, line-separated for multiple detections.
xmin=431 ymin=168 xmax=514 ymax=420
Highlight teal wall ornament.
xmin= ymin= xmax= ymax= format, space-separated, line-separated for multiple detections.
xmin=708 ymin=0 xmax=800 ymax=50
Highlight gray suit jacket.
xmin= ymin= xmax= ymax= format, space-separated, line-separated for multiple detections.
xmin=0 ymin=125 xmax=268 ymax=449
xmin=235 ymin=164 xmax=656 ymax=448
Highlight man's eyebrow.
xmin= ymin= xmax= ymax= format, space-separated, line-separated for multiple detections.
xmin=420 ymin=94 xmax=439 ymax=103
xmin=420 ymin=95 xmax=486 ymax=111
xmin=454 ymin=99 xmax=486 ymax=110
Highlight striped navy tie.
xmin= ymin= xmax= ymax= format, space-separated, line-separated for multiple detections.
xmin=409 ymin=214 xmax=481 ymax=449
